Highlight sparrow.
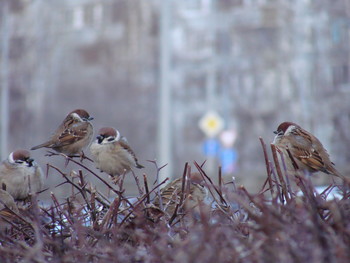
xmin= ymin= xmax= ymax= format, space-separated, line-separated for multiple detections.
xmin=153 ymin=173 xmax=208 ymax=217
xmin=89 ymin=127 xmax=144 ymax=177
xmin=31 ymin=109 xmax=94 ymax=156
xmin=273 ymin=122 xmax=343 ymax=178
xmin=0 ymin=189 xmax=19 ymax=232
xmin=0 ymin=150 xmax=43 ymax=200
xmin=0 ymin=189 xmax=18 ymax=213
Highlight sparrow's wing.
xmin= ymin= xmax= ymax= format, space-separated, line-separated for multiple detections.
xmin=156 ymin=178 xmax=182 ymax=209
xmin=56 ymin=116 xmax=75 ymax=134
xmin=290 ymin=145 xmax=327 ymax=173
xmin=31 ymin=117 xmax=77 ymax=150
xmin=55 ymin=122 xmax=90 ymax=147
xmin=162 ymin=178 xmax=182 ymax=194
xmin=289 ymin=128 xmax=330 ymax=174
xmin=119 ymin=141 xmax=144 ymax=168
xmin=156 ymin=178 xmax=207 ymax=214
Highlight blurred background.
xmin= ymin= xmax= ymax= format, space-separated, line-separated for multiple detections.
xmin=1 ymin=0 xmax=350 ymax=200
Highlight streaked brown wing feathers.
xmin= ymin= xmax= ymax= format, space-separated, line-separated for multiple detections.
xmin=292 ymin=145 xmax=326 ymax=172
xmin=119 ymin=141 xmax=137 ymax=159
xmin=56 ymin=122 xmax=88 ymax=146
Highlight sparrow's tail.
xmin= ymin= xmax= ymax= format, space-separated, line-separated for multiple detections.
xmin=31 ymin=141 xmax=52 ymax=150
xmin=328 ymin=165 xmax=346 ymax=180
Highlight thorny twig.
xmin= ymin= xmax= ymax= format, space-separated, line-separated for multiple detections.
xmin=143 ymin=174 xmax=150 ymax=204
xmin=1 ymin=136 xmax=349 ymax=263
xmin=271 ymin=144 xmax=289 ymax=203
xmin=169 ymin=162 xmax=188 ymax=225
xmin=118 ymin=178 xmax=169 ymax=227
xmin=148 ymin=160 xmax=168 ymax=211
xmin=54 ymin=153 xmax=122 ymax=196
xmin=194 ymin=161 xmax=228 ymax=207
xmin=259 ymin=137 xmax=274 ymax=197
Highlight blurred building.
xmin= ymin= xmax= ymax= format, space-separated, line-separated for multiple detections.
xmin=1 ymin=0 xmax=350 ymax=197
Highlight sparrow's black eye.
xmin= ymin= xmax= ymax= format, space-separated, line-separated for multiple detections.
xmin=107 ymin=137 xmax=115 ymax=142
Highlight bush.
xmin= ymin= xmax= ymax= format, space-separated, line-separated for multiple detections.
xmin=0 ymin=140 xmax=349 ymax=263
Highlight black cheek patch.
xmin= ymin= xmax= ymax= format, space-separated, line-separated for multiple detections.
xmin=97 ymin=136 xmax=104 ymax=144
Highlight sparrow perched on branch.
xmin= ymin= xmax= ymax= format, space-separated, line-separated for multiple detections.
xmin=0 ymin=189 xmax=19 ymax=232
xmin=0 ymin=150 xmax=43 ymax=200
xmin=0 ymin=189 xmax=18 ymax=212
xmin=31 ymin=109 xmax=94 ymax=156
xmin=273 ymin=122 xmax=343 ymax=178
xmin=89 ymin=127 xmax=144 ymax=177
xmin=154 ymin=173 xmax=208 ymax=217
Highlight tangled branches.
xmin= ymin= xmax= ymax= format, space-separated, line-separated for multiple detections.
xmin=0 ymin=143 xmax=349 ymax=263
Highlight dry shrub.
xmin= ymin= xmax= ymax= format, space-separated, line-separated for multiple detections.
xmin=0 ymin=140 xmax=349 ymax=263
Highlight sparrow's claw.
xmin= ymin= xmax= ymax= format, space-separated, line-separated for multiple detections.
xmin=45 ymin=151 xmax=58 ymax=157
xmin=64 ymin=158 xmax=70 ymax=168
xmin=67 ymin=151 xmax=93 ymax=162
xmin=79 ymin=151 xmax=86 ymax=163
xmin=110 ymin=175 xmax=120 ymax=185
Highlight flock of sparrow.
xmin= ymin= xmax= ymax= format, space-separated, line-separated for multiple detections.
xmin=0 ymin=108 xmax=346 ymax=212
xmin=0 ymin=109 xmax=143 ymax=205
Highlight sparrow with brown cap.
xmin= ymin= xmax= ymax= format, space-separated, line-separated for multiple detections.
xmin=273 ymin=121 xmax=343 ymax=178
xmin=89 ymin=127 xmax=144 ymax=177
xmin=153 ymin=172 xmax=208 ymax=218
xmin=31 ymin=109 xmax=94 ymax=156
xmin=0 ymin=150 xmax=43 ymax=200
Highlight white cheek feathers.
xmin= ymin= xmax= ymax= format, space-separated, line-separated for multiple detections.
xmin=284 ymin=125 xmax=297 ymax=136
xmin=115 ymin=130 xmax=121 ymax=141
xmin=8 ymin=152 xmax=15 ymax=164
xmin=71 ymin=113 xmax=83 ymax=122
xmin=272 ymin=135 xmax=279 ymax=145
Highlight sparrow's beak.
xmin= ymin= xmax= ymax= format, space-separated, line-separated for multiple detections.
xmin=84 ymin=116 xmax=94 ymax=121
xmin=274 ymin=130 xmax=284 ymax=136
xmin=97 ymin=135 xmax=103 ymax=144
